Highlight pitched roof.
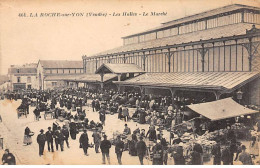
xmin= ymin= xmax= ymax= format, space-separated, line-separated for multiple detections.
xmin=123 ymin=4 xmax=260 ymax=38
xmin=187 ymin=97 xmax=259 ymax=121
xmin=44 ymin=74 xmax=117 ymax=83
xmin=90 ymin=23 xmax=259 ymax=58
xmin=95 ymin=63 xmax=145 ymax=74
xmin=39 ymin=60 xmax=83 ymax=69
xmin=114 ymin=72 xmax=260 ymax=92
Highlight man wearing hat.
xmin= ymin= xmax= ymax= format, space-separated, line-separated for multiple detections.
xmin=79 ymin=129 xmax=89 ymax=156
xmin=54 ymin=126 xmax=65 ymax=151
xmin=136 ymin=136 xmax=147 ymax=165
xmin=45 ymin=127 xmax=54 ymax=152
xmin=37 ymin=129 xmax=47 ymax=156
xmin=1 ymin=149 xmax=16 ymax=165
xmin=99 ymin=107 xmax=106 ymax=126
xmin=115 ymin=135 xmax=124 ymax=165
xmin=92 ymin=128 xmax=101 ymax=153
xmin=239 ymin=145 xmax=253 ymax=165
xmin=152 ymin=140 xmax=164 ymax=165
xmin=61 ymin=125 xmax=70 ymax=148
xmin=100 ymin=135 xmax=111 ymax=164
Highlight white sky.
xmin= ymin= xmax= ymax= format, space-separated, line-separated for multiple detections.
xmin=0 ymin=0 xmax=259 ymax=75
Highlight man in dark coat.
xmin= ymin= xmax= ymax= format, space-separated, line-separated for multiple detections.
xmin=61 ymin=125 xmax=70 ymax=148
xmin=37 ymin=129 xmax=46 ymax=156
xmin=91 ymin=99 xmax=95 ymax=112
xmin=45 ymin=127 xmax=54 ymax=152
xmin=99 ymin=107 xmax=106 ymax=125
xmin=191 ymin=150 xmax=201 ymax=165
xmin=54 ymin=126 xmax=65 ymax=151
xmin=136 ymin=136 xmax=147 ymax=165
xmin=69 ymin=120 xmax=77 ymax=140
xmin=129 ymin=134 xmax=138 ymax=156
xmin=192 ymin=143 xmax=203 ymax=164
xmin=79 ymin=129 xmax=89 ymax=156
xmin=100 ymin=135 xmax=111 ymax=164
xmin=146 ymin=126 xmax=157 ymax=142
xmin=221 ymin=146 xmax=231 ymax=165
xmin=152 ymin=140 xmax=164 ymax=165
xmin=33 ymin=107 xmax=40 ymax=121
xmin=115 ymin=135 xmax=124 ymax=165
xmin=2 ymin=149 xmax=16 ymax=165
xmin=95 ymin=100 xmax=100 ymax=111
xmin=173 ymin=146 xmax=185 ymax=165
xmin=139 ymin=110 xmax=147 ymax=124
xmin=211 ymin=141 xmax=221 ymax=165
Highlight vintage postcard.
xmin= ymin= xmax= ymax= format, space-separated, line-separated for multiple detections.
xmin=0 ymin=0 xmax=259 ymax=165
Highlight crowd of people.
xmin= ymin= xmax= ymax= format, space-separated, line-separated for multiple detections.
xmin=1 ymin=87 xmax=260 ymax=165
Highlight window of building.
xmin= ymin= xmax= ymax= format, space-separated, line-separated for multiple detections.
xmin=27 ymin=85 xmax=31 ymax=89
xmin=17 ymin=69 xmax=20 ymax=73
xmin=52 ymin=82 xmax=57 ymax=87
xmin=27 ymin=77 xmax=31 ymax=83
xmin=17 ymin=77 xmax=21 ymax=83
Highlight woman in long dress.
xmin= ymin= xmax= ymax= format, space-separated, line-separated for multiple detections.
xmin=23 ymin=127 xmax=33 ymax=145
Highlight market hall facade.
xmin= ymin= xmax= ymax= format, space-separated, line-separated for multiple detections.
xmin=82 ymin=4 xmax=260 ymax=106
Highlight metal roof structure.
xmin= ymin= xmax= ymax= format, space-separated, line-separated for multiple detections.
xmin=95 ymin=63 xmax=145 ymax=74
xmin=45 ymin=74 xmax=117 ymax=83
xmin=114 ymin=72 xmax=260 ymax=93
xmin=187 ymin=97 xmax=259 ymax=121
xmin=38 ymin=60 xmax=83 ymax=69
xmin=123 ymin=4 xmax=260 ymax=38
xmin=87 ymin=23 xmax=259 ymax=58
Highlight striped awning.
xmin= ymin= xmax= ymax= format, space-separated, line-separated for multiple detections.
xmin=114 ymin=72 xmax=259 ymax=92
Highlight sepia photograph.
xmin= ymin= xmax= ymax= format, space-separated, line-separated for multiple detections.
xmin=0 ymin=0 xmax=259 ymax=165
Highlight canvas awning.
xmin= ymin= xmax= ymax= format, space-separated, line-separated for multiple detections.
xmin=187 ymin=97 xmax=259 ymax=121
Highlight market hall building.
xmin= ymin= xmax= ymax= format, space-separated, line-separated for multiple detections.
xmin=37 ymin=60 xmax=84 ymax=90
xmin=82 ymin=4 xmax=260 ymax=107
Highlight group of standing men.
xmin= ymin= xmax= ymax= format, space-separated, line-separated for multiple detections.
xmin=36 ymin=126 xmax=70 ymax=156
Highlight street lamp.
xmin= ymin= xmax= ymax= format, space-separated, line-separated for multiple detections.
xmin=236 ymin=89 xmax=243 ymax=104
